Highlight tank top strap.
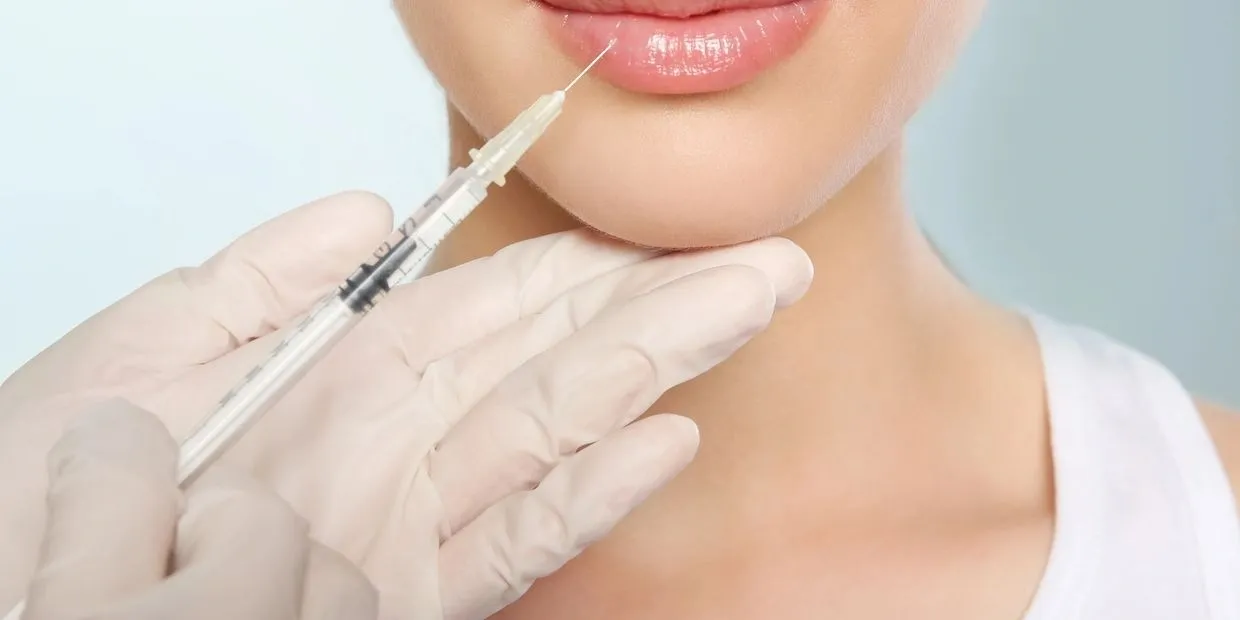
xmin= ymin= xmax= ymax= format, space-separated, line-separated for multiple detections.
xmin=1022 ymin=312 xmax=1240 ymax=619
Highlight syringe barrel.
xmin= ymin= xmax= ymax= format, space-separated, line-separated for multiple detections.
xmin=177 ymin=295 xmax=358 ymax=486
xmin=175 ymin=167 xmax=489 ymax=486
xmin=338 ymin=168 xmax=487 ymax=313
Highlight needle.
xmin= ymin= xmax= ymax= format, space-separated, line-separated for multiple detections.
xmin=565 ymin=39 xmax=616 ymax=92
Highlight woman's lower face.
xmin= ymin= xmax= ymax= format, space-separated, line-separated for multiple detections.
xmin=394 ymin=0 xmax=985 ymax=249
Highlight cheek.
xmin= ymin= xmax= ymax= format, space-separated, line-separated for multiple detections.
xmin=395 ymin=1 xmax=573 ymax=134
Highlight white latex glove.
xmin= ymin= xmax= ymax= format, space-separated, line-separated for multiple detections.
xmin=0 ymin=192 xmax=813 ymax=619
xmin=18 ymin=399 xmax=377 ymax=620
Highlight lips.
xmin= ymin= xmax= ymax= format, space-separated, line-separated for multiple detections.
xmin=541 ymin=0 xmax=803 ymax=19
xmin=538 ymin=0 xmax=827 ymax=95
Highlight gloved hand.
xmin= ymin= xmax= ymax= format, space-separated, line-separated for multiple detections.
xmin=0 ymin=192 xmax=813 ymax=619
xmin=19 ymin=399 xmax=377 ymax=620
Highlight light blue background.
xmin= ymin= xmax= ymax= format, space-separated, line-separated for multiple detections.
xmin=2 ymin=1 xmax=1237 ymax=404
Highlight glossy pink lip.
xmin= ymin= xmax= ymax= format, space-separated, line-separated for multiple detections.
xmin=542 ymin=0 xmax=801 ymax=18
xmin=539 ymin=0 xmax=826 ymax=95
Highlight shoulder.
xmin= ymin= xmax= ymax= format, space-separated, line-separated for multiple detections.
xmin=1198 ymin=399 xmax=1240 ymax=502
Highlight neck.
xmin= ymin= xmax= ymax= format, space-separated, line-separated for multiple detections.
xmin=433 ymin=108 xmax=1050 ymax=525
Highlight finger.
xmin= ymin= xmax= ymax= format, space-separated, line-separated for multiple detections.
xmin=299 ymin=542 xmax=379 ymax=620
xmin=431 ymin=264 xmax=782 ymax=533
xmin=122 ymin=469 xmax=311 ymax=619
xmin=22 ymin=400 xmax=181 ymax=618
xmin=136 ymin=229 xmax=656 ymax=456
xmin=376 ymin=229 xmax=655 ymax=372
xmin=410 ymin=236 xmax=812 ymax=432
xmin=437 ymin=414 xmax=700 ymax=620
xmin=179 ymin=192 xmax=393 ymax=353
xmin=7 ymin=192 xmax=393 ymax=399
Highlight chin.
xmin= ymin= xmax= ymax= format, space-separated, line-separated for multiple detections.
xmin=516 ymin=105 xmax=853 ymax=249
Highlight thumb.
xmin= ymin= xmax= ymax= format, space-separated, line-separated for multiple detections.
xmin=21 ymin=399 xmax=181 ymax=619
xmin=2 ymin=192 xmax=393 ymax=402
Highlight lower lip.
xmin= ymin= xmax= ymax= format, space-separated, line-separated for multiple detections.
xmin=540 ymin=0 xmax=827 ymax=95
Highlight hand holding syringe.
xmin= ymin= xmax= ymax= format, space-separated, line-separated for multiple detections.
xmin=176 ymin=41 xmax=615 ymax=487
xmin=1 ymin=41 xmax=615 ymax=620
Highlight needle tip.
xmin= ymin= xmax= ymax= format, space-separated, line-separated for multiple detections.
xmin=565 ymin=39 xmax=616 ymax=92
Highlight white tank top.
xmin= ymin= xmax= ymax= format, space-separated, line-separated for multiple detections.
xmin=1023 ymin=314 xmax=1240 ymax=618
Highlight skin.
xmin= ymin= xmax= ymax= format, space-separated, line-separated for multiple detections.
xmin=394 ymin=0 xmax=1240 ymax=617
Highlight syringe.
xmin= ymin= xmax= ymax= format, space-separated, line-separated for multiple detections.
xmin=0 ymin=43 xmax=614 ymax=620
xmin=178 ymin=44 xmax=614 ymax=487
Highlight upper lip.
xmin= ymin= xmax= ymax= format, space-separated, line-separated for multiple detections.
xmin=538 ymin=0 xmax=797 ymax=19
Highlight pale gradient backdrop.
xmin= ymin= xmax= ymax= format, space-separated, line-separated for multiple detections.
xmin=1 ymin=1 xmax=1237 ymax=403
